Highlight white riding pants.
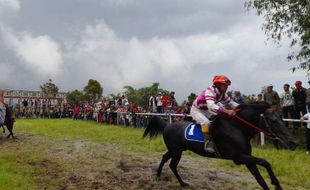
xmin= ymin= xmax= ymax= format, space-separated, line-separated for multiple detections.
xmin=190 ymin=106 xmax=216 ymax=126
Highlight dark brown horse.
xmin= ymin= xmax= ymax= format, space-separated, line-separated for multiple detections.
xmin=1 ymin=105 xmax=15 ymax=138
xmin=143 ymin=102 xmax=297 ymax=190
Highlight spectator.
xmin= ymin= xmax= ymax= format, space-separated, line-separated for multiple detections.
xmin=161 ymin=92 xmax=169 ymax=112
xmin=256 ymin=94 xmax=263 ymax=102
xmin=292 ymin=80 xmax=307 ymax=128
xmin=73 ymin=103 xmax=79 ymax=120
xmin=300 ymin=113 xmax=310 ymax=154
xmin=263 ymin=84 xmax=280 ymax=106
xmin=121 ymin=95 xmax=129 ymax=107
xmin=280 ymin=84 xmax=294 ymax=128
xmin=167 ymin=91 xmax=176 ymax=113
xmin=306 ymin=81 xmax=310 ymax=112
xmin=148 ymin=95 xmax=157 ymax=113
xmin=233 ymin=91 xmax=244 ymax=104
xmin=0 ymin=89 xmax=6 ymax=126
xmin=156 ymin=92 xmax=164 ymax=113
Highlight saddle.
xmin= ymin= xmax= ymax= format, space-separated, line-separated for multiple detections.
xmin=184 ymin=123 xmax=204 ymax=142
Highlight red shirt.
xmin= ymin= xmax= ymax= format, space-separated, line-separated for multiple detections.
xmin=73 ymin=104 xmax=79 ymax=114
xmin=161 ymin=95 xmax=169 ymax=107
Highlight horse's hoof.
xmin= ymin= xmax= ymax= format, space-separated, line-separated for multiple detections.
xmin=275 ymin=186 xmax=283 ymax=190
xmin=181 ymin=182 xmax=189 ymax=187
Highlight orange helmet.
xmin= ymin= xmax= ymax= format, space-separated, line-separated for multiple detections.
xmin=212 ymin=75 xmax=231 ymax=86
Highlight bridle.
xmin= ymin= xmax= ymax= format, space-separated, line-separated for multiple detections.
xmin=233 ymin=113 xmax=273 ymax=137
xmin=233 ymin=109 xmax=292 ymax=148
xmin=259 ymin=114 xmax=291 ymax=149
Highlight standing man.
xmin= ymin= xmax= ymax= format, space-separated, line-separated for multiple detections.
xmin=263 ymin=84 xmax=280 ymax=106
xmin=233 ymin=91 xmax=244 ymax=104
xmin=0 ymin=89 xmax=6 ymax=126
xmin=148 ymin=95 xmax=157 ymax=113
xmin=280 ymin=84 xmax=294 ymax=128
xmin=292 ymin=81 xmax=307 ymax=128
xmin=156 ymin=92 xmax=164 ymax=113
xmin=306 ymin=81 xmax=310 ymax=112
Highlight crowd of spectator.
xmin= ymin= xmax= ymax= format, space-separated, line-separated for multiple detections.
xmin=5 ymin=80 xmax=310 ymax=153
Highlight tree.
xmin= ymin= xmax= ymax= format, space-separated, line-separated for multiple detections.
xmin=40 ymin=79 xmax=59 ymax=98
xmin=66 ymin=89 xmax=83 ymax=104
xmin=83 ymin=79 xmax=103 ymax=101
xmin=187 ymin=93 xmax=197 ymax=104
xmin=123 ymin=83 xmax=169 ymax=108
xmin=246 ymin=0 xmax=310 ymax=71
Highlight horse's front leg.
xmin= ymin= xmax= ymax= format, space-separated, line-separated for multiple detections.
xmin=245 ymin=164 xmax=270 ymax=190
xmin=234 ymin=155 xmax=282 ymax=190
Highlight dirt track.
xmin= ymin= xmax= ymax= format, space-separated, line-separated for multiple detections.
xmin=1 ymin=133 xmax=260 ymax=190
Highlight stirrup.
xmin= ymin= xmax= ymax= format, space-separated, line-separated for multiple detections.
xmin=204 ymin=140 xmax=215 ymax=153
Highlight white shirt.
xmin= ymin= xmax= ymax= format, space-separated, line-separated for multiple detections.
xmin=0 ymin=102 xmax=6 ymax=125
xmin=303 ymin=113 xmax=310 ymax=129
xmin=280 ymin=91 xmax=293 ymax=107
xmin=156 ymin=96 xmax=163 ymax=106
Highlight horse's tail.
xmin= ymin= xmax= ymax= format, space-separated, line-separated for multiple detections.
xmin=143 ymin=116 xmax=167 ymax=139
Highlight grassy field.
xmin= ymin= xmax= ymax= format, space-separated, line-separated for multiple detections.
xmin=0 ymin=119 xmax=309 ymax=190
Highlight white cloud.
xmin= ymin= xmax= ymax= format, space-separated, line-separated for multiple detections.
xmin=0 ymin=0 xmax=20 ymax=11
xmin=0 ymin=25 xmax=63 ymax=77
xmin=0 ymin=1 xmax=307 ymax=102
xmin=60 ymin=18 xmax=304 ymax=101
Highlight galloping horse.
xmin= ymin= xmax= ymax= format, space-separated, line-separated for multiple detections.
xmin=1 ymin=105 xmax=15 ymax=138
xmin=143 ymin=102 xmax=297 ymax=190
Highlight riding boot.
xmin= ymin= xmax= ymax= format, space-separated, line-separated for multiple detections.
xmin=201 ymin=124 xmax=215 ymax=153
xmin=204 ymin=135 xmax=215 ymax=153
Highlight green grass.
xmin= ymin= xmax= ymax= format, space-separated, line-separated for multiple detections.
xmin=1 ymin=118 xmax=310 ymax=190
xmin=15 ymin=119 xmax=166 ymax=153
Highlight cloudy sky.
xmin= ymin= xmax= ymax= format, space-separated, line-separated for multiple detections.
xmin=0 ymin=0 xmax=307 ymax=102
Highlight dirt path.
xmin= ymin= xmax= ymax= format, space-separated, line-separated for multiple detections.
xmin=1 ymin=133 xmax=260 ymax=190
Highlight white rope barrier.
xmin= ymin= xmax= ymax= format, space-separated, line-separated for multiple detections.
xmin=134 ymin=112 xmax=310 ymax=123
xmin=282 ymin=118 xmax=310 ymax=123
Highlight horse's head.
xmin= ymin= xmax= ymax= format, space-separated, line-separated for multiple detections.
xmin=262 ymin=107 xmax=297 ymax=150
xmin=237 ymin=102 xmax=297 ymax=150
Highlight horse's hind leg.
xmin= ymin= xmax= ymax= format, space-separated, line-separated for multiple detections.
xmin=6 ymin=124 xmax=14 ymax=139
xmin=169 ymin=150 xmax=188 ymax=187
xmin=246 ymin=164 xmax=270 ymax=190
xmin=157 ymin=151 xmax=171 ymax=177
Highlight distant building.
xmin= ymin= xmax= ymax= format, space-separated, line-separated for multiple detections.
xmin=3 ymin=89 xmax=67 ymax=106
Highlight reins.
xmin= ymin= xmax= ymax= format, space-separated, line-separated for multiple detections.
xmin=233 ymin=109 xmax=274 ymax=137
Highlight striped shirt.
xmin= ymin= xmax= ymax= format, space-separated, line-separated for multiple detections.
xmin=193 ymin=85 xmax=238 ymax=114
xmin=0 ymin=102 xmax=6 ymax=125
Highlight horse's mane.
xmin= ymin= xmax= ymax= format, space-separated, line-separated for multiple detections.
xmin=237 ymin=101 xmax=270 ymax=111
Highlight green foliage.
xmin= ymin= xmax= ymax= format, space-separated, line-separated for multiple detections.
xmin=187 ymin=92 xmax=197 ymax=103
xmin=40 ymin=79 xmax=59 ymax=98
xmin=123 ymin=83 xmax=169 ymax=108
xmin=246 ymin=0 xmax=310 ymax=71
xmin=66 ymin=89 xmax=83 ymax=104
xmin=83 ymin=79 xmax=103 ymax=101
xmin=15 ymin=119 xmax=166 ymax=153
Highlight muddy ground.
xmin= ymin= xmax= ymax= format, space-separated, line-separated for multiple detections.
xmin=1 ymin=133 xmax=260 ymax=190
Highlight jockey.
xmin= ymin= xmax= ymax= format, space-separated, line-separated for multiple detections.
xmin=190 ymin=75 xmax=239 ymax=153
xmin=0 ymin=89 xmax=6 ymax=126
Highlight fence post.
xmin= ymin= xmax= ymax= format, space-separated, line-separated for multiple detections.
xmin=260 ymin=132 xmax=265 ymax=146
xmin=116 ymin=111 xmax=119 ymax=125
xmin=169 ymin=112 xmax=172 ymax=124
